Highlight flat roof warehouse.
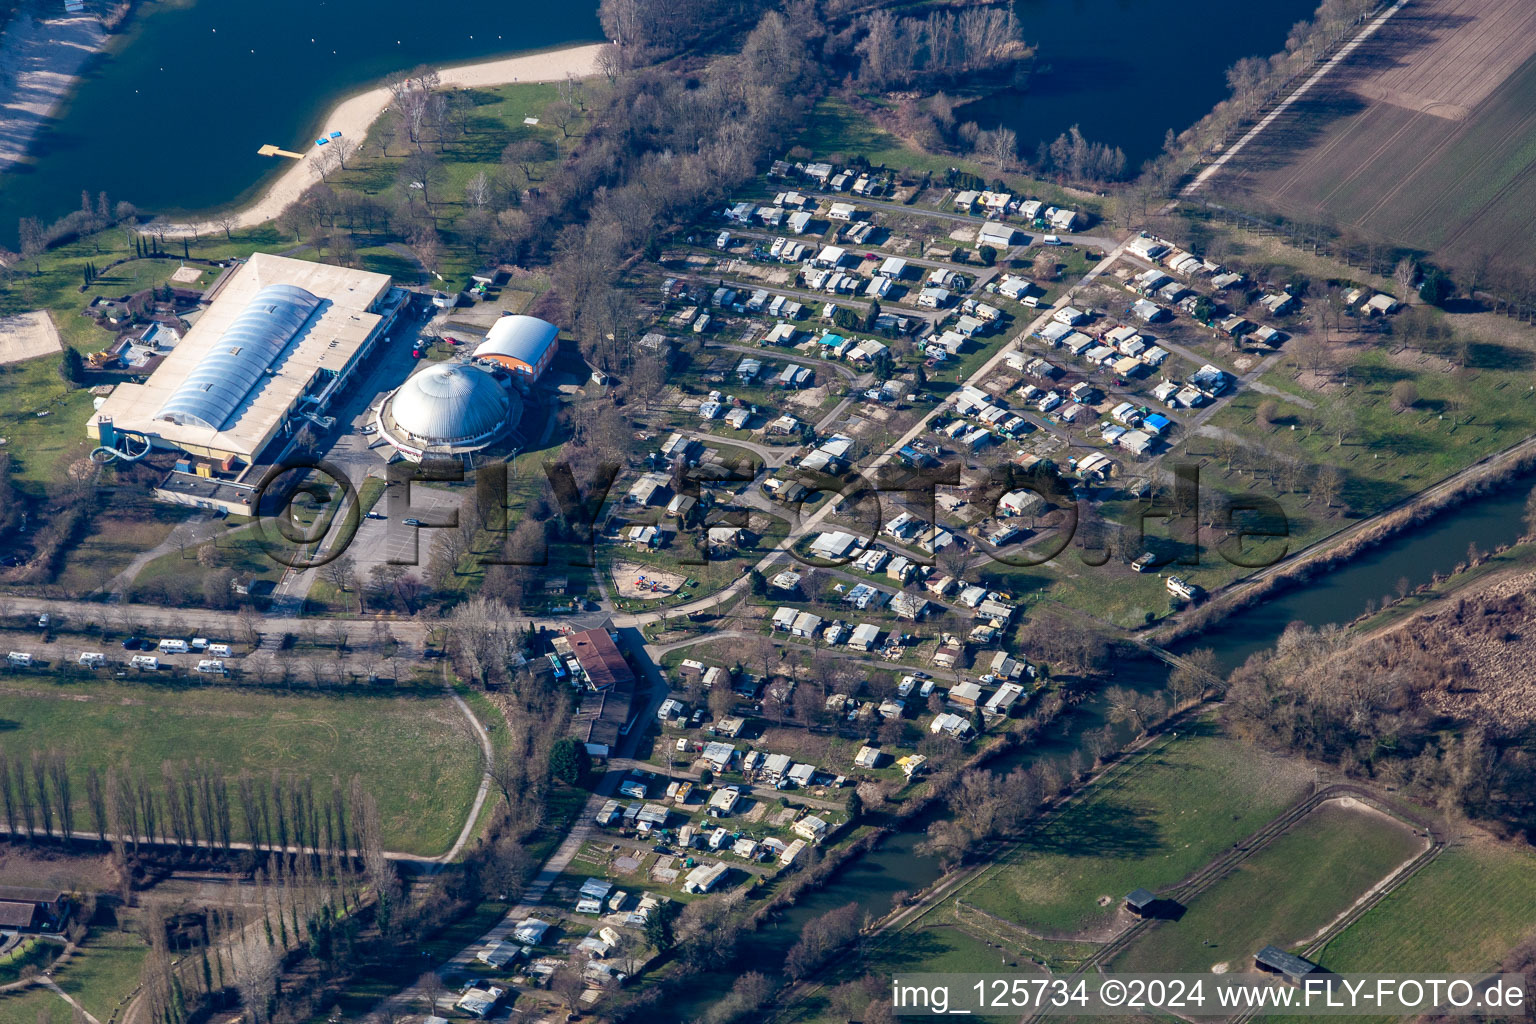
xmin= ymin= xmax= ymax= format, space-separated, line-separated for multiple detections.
xmin=89 ymin=253 xmax=401 ymax=464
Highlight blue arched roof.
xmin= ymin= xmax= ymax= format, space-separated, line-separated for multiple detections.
xmin=155 ymin=284 xmax=322 ymax=431
xmin=473 ymin=314 xmax=558 ymax=368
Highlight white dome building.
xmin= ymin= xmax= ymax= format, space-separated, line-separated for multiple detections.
xmin=374 ymin=362 xmax=519 ymax=462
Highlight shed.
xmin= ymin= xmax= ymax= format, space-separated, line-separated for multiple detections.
xmin=1125 ymin=888 xmax=1157 ymax=916
xmin=1254 ymin=946 xmax=1323 ymax=985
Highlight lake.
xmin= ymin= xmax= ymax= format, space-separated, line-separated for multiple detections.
xmin=956 ymin=0 xmax=1319 ymax=171
xmin=0 ymin=0 xmax=602 ymax=245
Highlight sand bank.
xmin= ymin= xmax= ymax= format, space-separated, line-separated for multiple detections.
xmin=178 ymin=42 xmax=605 ymax=234
xmin=0 ymin=14 xmax=109 ymax=172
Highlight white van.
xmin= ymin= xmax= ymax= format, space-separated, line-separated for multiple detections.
xmin=1042 ymin=234 xmax=1064 ymax=245
xmin=190 ymin=637 xmax=209 ymax=651
xmin=130 ymin=654 xmax=159 ymax=670
xmin=158 ymin=639 xmax=189 ymax=654
xmin=195 ymin=660 xmax=227 ymax=675
xmin=7 ymin=651 xmax=33 ymax=666
xmin=78 ymin=652 xmax=106 ymax=668
xmin=208 ymin=643 xmax=232 ymax=658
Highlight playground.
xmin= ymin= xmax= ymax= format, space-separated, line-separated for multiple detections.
xmin=611 ymin=561 xmax=689 ymax=600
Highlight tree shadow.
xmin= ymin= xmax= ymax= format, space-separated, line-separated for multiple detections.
xmin=1026 ymin=800 xmax=1163 ymax=859
xmin=1466 ymin=343 xmax=1533 ymax=372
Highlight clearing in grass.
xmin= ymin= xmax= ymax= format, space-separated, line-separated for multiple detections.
xmin=1109 ymin=798 xmax=1427 ymax=974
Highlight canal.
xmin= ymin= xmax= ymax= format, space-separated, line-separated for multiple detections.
xmin=1180 ymin=477 xmax=1536 ymax=673
xmin=0 ymin=0 xmax=602 ymax=245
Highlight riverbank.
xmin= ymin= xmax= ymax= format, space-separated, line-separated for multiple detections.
xmin=0 ymin=12 xmax=106 ymax=172
xmin=168 ymin=42 xmax=604 ymax=235
xmin=1156 ymin=436 xmax=1536 ymax=651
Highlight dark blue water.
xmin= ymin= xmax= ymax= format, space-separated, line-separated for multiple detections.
xmin=958 ymin=0 xmax=1318 ymax=170
xmin=0 ymin=0 xmax=601 ymax=243
xmin=1179 ymin=480 xmax=1534 ymax=673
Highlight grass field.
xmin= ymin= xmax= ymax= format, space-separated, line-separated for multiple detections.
xmin=1110 ymin=800 xmax=1426 ymax=973
xmin=0 ymin=673 xmax=482 ymax=856
xmin=961 ymin=725 xmax=1313 ymax=937
xmin=47 ymin=489 xmax=190 ymax=597
xmin=1209 ymin=344 xmax=1536 ymax=515
xmin=50 ymin=929 xmax=148 ymax=1022
xmin=0 ymin=355 xmax=98 ymax=491
xmin=0 ymin=937 xmax=61 ymax=985
xmin=0 ymin=987 xmax=70 ymax=1024
xmin=783 ymin=923 xmax=1022 ymax=1024
xmin=1310 ymin=841 xmax=1536 ymax=972
xmin=298 ymin=80 xmax=571 ymax=288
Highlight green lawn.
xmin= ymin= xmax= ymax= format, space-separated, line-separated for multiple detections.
xmin=52 ymin=929 xmax=149 ymax=1022
xmin=0 ymin=355 xmax=98 ymax=492
xmin=0 ymin=937 xmax=61 ymax=985
xmin=1110 ymin=800 xmax=1426 ymax=973
xmin=1310 ymin=842 xmax=1536 ymax=973
xmin=783 ymin=920 xmax=1051 ymax=1024
xmin=294 ymin=81 xmax=572 ymax=287
xmin=0 ymin=986 xmax=72 ymax=1024
xmin=1210 ymin=345 xmax=1536 ymax=516
xmin=0 ymin=673 xmax=482 ymax=856
xmin=962 ymin=725 xmax=1313 ymax=936
xmin=128 ymin=518 xmax=300 ymax=606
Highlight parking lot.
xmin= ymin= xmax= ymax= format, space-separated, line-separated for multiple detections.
xmin=346 ymin=483 xmax=463 ymax=574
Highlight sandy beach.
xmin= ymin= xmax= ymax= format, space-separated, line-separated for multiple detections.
xmin=174 ymin=42 xmax=605 ymax=234
xmin=0 ymin=13 xmax=108 ymax=172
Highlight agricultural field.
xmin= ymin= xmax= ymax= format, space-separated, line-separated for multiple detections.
xmin=1215 ymin=0 xmax=1536 ymax=276
xmin=960 ymin=725 xmax=1313 ymax=937
xmin=1109 ymin=799 xmax=1427 ymax=974
xmin=0 ymin=673 xmax=483 ymax=856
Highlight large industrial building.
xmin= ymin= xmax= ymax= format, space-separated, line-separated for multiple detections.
xmin=372 ymin=361 xmax=521 ymax=463
xmin=88 ymin=253 xmax=404 ymax=468
xmin=472 ymin=314 xmax=558 ymax=382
